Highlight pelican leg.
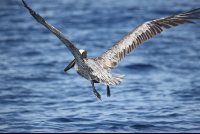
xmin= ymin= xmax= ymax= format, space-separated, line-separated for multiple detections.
xmin=107 ymin=85 xmax=111 ymax=97
xmin=90 ymin=81 xmax=102 ymax=101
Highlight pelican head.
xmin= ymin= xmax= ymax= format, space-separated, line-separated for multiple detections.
xmin=64 ymin=50 xmax=87 ymax=73
xmin=79 ymin=49 xmax=87 ymax=58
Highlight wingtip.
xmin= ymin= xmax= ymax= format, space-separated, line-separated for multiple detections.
xmin=182 ymin=7 xmax=200 ymax=14
xmin=22 ymin=0 xmax=33 ymax=13
xmin=22 ymin=0 xmax=27 ymax=7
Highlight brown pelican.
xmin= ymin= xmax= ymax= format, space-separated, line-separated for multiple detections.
xmin=22 ymin=0 xmax=200 ymax=100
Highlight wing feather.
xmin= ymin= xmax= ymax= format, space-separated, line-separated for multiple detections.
xmin=22 ymin=0 xmax=83 ymax=62
xmin=96 ymin=8 xmax=200 ymax=72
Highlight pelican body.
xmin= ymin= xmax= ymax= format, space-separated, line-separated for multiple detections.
xmin=63 ymin=49 xmax=123 ymax=100
xmin=22 ymin=0 xmax=200 ymax=100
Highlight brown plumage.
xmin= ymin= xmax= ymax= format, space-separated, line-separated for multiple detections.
xmin=22 ymin=0 xmax=200 ymax=100
xmin=96 ymin=8 xmax=200 ymax=72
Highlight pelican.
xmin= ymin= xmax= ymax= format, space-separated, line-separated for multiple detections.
xmin=22 ymin=0 xmax=200 ymax=100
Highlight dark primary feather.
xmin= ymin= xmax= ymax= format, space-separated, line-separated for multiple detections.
xmin=22 ymin=0 xmax=83 ymax=63
xmin=96 ymin=8 xmax=200 ymax=72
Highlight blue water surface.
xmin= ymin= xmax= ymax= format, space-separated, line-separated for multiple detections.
xmin=0 ymin=0 xmax=200 ymax=133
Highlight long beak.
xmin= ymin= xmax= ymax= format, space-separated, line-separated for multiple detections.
xmin=64 ymin=59 xmax=76 ymax=73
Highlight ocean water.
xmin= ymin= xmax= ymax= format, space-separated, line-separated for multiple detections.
xmin=0 ymin=0 xmax=200 ymax=133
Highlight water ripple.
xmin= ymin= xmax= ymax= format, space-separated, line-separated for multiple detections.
xmin=0 ymin=0 xmax=200 ymax=133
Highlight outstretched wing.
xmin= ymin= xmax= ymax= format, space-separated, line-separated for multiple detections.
xmin=95 ymin=8 xmax=200 ymax=72
xmin=22 ymin=0 xmax=83 ymax=62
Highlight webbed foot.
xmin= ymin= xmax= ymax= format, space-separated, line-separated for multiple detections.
xmin=107 ymin=85 xmax=111 ymax=97
xmin=91 ymin=80 xmax=102 ymax=101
